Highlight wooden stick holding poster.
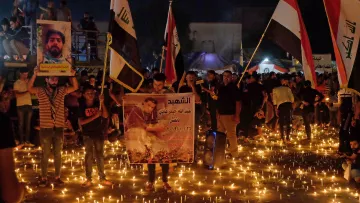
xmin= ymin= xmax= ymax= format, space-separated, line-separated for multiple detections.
xmin=36 ymin=20 xmax=72 ymax=76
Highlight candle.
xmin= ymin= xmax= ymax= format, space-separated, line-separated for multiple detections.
xmin=51 ymin=184 xmax=54 ymax=190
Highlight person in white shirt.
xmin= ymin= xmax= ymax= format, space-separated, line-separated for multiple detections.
xmin=272 ymin=75 xmax=294 ymax=143
xmin=13 ymin=68 xmax=33 ymax=146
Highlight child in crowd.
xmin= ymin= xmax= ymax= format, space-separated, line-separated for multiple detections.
xmin=78 ymin=85 xmax=112 ymax=187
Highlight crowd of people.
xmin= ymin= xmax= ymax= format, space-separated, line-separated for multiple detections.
xmin=1 ymin=62 xmax=360 ymax=201
xmin=0 ymin=0 xmax=100 ymax=61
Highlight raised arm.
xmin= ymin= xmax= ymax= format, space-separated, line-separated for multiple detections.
xmin=27 ymin=68 xmax=40 ymax=94
xmin=66 ymin=70 xmax=79 ymax=94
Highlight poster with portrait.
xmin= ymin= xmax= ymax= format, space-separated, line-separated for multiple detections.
xmin=123 ymin=93 xmax=195 ymax=164
xmin=36 ymin=20 xmax=72 ymax=76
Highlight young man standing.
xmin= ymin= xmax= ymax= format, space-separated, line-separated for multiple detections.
xmin=28 ymin=67 xmax=78 ymax=187
xmin=79 ymin=85 xmax=112 ymax=187
xmin=13 ymin=68 xmax=33 ymax=146
xmin=216 ymin=70 xmax=241 ymax=158
xmin=272 ymin=75 xmax=294 ymax=143
xmin=144 ymin=73 xmax=173 ymax=192
xmin=298 ymin=81 xmax=324 ymax=141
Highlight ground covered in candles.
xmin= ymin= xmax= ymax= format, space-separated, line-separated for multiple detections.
xmin=16 ymin=125 xmax=359 ymax=203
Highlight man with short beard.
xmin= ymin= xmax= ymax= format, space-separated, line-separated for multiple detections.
xmin=28 ymin=67 xmax=78 ymax=187
xmin=43 ymin=29 xmax=66 ymax=64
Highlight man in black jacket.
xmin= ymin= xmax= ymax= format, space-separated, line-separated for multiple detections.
xmin=298 ymin=80 xmax=324 ymax=141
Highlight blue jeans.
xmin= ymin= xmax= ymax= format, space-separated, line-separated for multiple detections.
xmin=84 ymin=136 xmax=106 ymax=181
xmin=40 ymin=128 xmax=64 ymax=178
xmin=17 ymin=105 xmax=32 ymax=143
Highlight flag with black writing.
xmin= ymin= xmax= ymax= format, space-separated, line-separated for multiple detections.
xmin=324 ymin=0 xmax=360 ymax=94
xmin=109 ymin=0 xmax=144 ymax=92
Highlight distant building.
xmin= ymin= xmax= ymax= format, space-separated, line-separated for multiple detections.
xmin=189 ymin=23 xmax=242 ymax=61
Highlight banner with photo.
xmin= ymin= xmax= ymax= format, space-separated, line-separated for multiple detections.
xmin=37 ymin=20 xmax=72 ymax=76
xmin=123 ymin=93 xmax=195 ymax=164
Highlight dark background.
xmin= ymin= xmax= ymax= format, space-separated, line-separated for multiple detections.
xmin=1 ymin=0 xmax=333 ymax=67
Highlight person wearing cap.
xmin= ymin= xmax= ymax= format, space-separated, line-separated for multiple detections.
xmin=272 ymin=74 xmax=294 ymax=143
xmin=298 ymin=80 xmax=324 ymax=141
xmin=13 ymin=68 xmax=33 ymax=146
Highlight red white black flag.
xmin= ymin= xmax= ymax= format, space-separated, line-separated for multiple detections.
xmin=109 ymin=0 xmax=144 ymax=92
xmin=164 ymin=3 xmax=184 ymax=85
xmin=267 ymin=0 xmax=317 ymax=87
xmin=324 ymin=0 xmax=360 ymax=94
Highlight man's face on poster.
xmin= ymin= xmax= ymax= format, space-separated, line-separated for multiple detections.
xmin=143 ymin=101 xmax=156 ymax=114
xmin=46 ymin=33 xmax=64 ymax=58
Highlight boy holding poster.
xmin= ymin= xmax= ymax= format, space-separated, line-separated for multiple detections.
xmin=144 ymin=73 xmax=173 ymax=192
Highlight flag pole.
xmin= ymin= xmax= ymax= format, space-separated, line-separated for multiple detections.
xmin=100 ymin=32 xmax=112 ymax=110
xmin=159 ymin=46 xmax=165 ymax=72
xmin=237 ymin=19 xmax=272 ymax=87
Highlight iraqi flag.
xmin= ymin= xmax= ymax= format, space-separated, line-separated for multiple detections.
xmin=164 ymin=3 xmax=184 ymax=85
xmin=267 ymin=0 xmax=317 ymax=87
xmin=324 ymin=0 xmax=360 ymax=94
xmin=108 ymin=0 xmax=144 ymax=92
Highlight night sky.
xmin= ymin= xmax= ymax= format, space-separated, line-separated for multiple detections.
xmin=1 ymin=0 xmax=333 ymax=66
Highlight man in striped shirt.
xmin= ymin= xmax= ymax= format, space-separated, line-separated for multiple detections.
xmin=28 ymin=67 xmax=78 ymax=187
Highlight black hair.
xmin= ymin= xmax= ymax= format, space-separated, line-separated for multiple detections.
xmin=304 ymin=80 xmax=312 ymax=87
xmin=9 ymin=17 xmax=17 ymax=24
xmin=207 ymin=70 xmax=216 ymax=75
xmin=186 ymin=71 xmax=196 ymax=76
xmin=19 ymin=68 xmax=29 ymax=73
xmin=0 ymin=18 xmax=9 ymax=27
xmin=153 ymin=73 xmax=166 ymax=82
xmin=60 ymin=0 xmax=67 ymax=5
xmin=151 ymin=68 xmax=159 ymax=73
xmin=45 ymin=29 xmax=65 ymax=44
xmin=89 ymin=75 xmax=95 ymax=79
xmin=349 ymin=137 xmax=359 ymax=143
xmin=269 ymin=72 xmax=276 ymax=77
xmin=82 ymin=84 xmax=95 ymax=93
xmin=81 ymin=70 xmax=88 ymax=76
xmin=84 ymin=12 xmax=89 ymax=15
xmin=144 ymin=97 xmax=157 ymax=105
xmin=223 ymin=70 xmax=232 ymax=75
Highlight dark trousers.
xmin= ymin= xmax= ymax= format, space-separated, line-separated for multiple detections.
xmin=17 ymin=105 xmax=33 ymax=143
xmin=84 ymin=136 xmax=106 ymax=181
xmin=339 ymin=112 xmax=352 ymax=153
xmin=209 ymin=102 xmax=217 ymax=130
xmin=302 ymin=110 xmax=314 ymax=139
xmin=278 ymin=102 xmax=292 ymax=140
xmin=40 ymin=128 xmax=63 ymax=178
xmin=148 ymin=164 xmax=169 ymax=183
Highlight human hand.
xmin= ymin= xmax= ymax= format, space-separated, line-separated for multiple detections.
xmin=70 ymin=69 xmax=76 ymax=76
xmin=33 ymin=67 xmax=39 ymax=76
xmin=99 ymin=94 xmax=104 ymax=103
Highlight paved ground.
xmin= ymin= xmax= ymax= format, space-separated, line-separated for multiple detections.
xmin=17 ymin=125 xmax=358 ymax=203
